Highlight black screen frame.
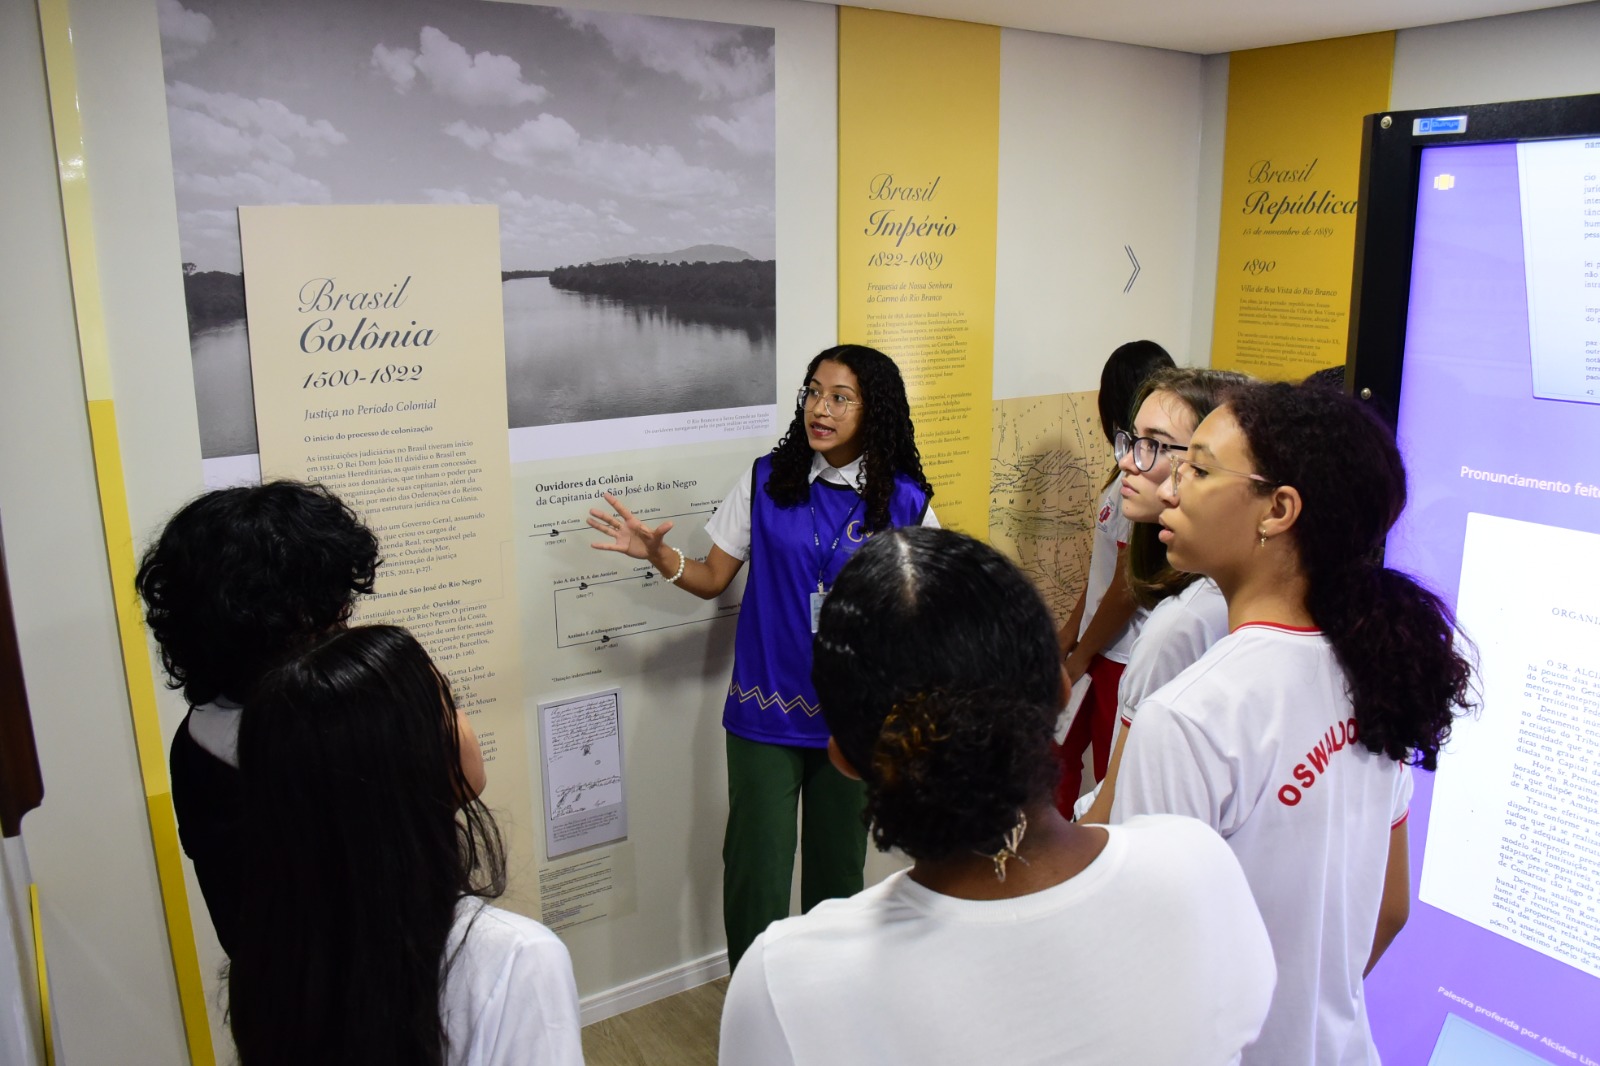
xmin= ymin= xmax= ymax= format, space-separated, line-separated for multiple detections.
xmin=1346 ymin=92 xmax=1600 ymax=416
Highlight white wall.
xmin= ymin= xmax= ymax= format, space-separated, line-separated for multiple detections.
xmin=0 ymin=841 xmax=46 ymax=1066
xmin=994 ymin=30 xmax=1205 ymax=396
xmin=1188 ymin=52 xmax=1230 ymax=368
xmin=0 ymin=0 xmax=191 ymax=1063
xmin=1391 ymin=1 xmax=1600 ymax=109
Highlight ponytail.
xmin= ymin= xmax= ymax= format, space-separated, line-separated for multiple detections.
xmin=1226 ymin=381 xmax=1476 ymax=769
xmin=1309 ymin=564 xmax=1475 ymax=770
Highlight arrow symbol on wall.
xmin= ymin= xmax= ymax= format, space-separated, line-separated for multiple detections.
xmin=1123 ymin=246 xmax=1141 ymax=293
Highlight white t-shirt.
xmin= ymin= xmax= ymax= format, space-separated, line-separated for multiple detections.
xmin=440 ymin=899 xmax=584 ymax=1066
xmin=719 ymin=815 xmax=1275 ymax=1066
xmin=1077 ymin=474 xmax=1139 ymax=663
xmin=1117 ymin=577 xmax=1229 ymax=729
xmin=1111 ymin=624 xmax=1413 ymax=1066
xmin=705 ymin=452 xmax=938 ymax=561
xmin=1072 ymin=577 xmax=1229 ymax=820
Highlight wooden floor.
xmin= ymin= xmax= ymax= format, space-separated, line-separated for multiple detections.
xmin=582 ymin=977 xmax=729 ymax=1066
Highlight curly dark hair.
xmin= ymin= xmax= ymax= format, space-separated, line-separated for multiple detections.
xmin=764 ymin=344 xmax=931 ymax=531
xmin=812 ymin=528 xmax=1062 ymax=862
xmin=231 ymin=625 xmax=504 ymax=1066
xmin=135 ymin=480 xmax=381 ymax=706
xmin=1225 ymin=382 xmax=1476 ymax=770
xmin=1300 ymin=364 xmax=1348 ymax=393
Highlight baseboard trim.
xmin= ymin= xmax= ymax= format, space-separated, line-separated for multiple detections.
xmin=579 ymin=950 xmax=731 ymax=1027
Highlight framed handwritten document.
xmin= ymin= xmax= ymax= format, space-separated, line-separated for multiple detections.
xmin=538 ymin=689 xmax=627 ymax=858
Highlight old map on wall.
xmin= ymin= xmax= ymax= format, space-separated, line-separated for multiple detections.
xmin=989 ymin=391 xmax=1107 ymax=619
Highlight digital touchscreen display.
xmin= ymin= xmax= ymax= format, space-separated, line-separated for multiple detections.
xmin=1369 ymin=136 xmax=1600 ymax=1066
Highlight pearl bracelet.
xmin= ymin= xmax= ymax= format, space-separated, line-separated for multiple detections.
xmin=665 ymin=545 xmax=686 ymax=584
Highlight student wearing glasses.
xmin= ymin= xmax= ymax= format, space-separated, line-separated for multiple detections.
xmin=721 ymin=528 xmax=1275 ymax=1066
xmin=1075 ymin=367 xmax=1247 ymax=824
xmin=1053 ymin=340 xmax=1174 ymax=813
xmin=1111 ymin=382 xmax=1476 ymax=1066
xmin=589 ymin=344 xmax=934 ymax=968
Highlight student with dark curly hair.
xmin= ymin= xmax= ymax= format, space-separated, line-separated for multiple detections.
xmin=588 ymin=344 xmax=934 ymax=967
xmin=719 ymin=527 xmax=1274 ymax=1066
xmin=1054 ymin=340 xmax=1174 ymax=811
xmin=136 ymin=480 xmax=380 ymax=954
xmin=230 ymin=625 xmax=581 ymax=1066
xmin=1112 ymin=382 xmax=1476 ymax=1066
xmin=1076 ymin=366 xmax=1247 ymax=824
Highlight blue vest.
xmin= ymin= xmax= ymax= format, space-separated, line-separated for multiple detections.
xmin=724 ymin=455 xmax=931 ymax=747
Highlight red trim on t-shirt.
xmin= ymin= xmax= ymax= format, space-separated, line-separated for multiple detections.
xmin=1391 ymin=809 xmax=1410 ymax=830
xmin=1115 ymin=541 xmax=1128 ymax=549
xmin=1231 ymin=621 xmax=1323 ymax=635
xmin=1118 ymin=713 xmax=1133 ymax=729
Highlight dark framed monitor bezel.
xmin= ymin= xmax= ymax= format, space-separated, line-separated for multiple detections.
xmin=1346 ymin=92 xmax=1600 ymax=415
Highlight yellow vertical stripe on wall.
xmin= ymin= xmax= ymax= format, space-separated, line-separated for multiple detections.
xmin=1210 ymin=33 xmax=1394 ymax=380
xmin=87 ymin=400 xmax=178 ymax=790
xmin=838 ymin=8 xmax=1000 ymax=537
xmin=35 ymin=1 xmax=215 ymax=1063
xmin=28 ymin=884 xmax=54 ymax=1066
xmin=35 ymin=0 xmax=113 ymax=403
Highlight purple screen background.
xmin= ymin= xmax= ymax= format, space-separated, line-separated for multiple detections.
xmin=1367 ymin=141 xmax=1600 ymax=1064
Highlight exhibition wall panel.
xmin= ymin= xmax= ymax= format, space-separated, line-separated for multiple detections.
xmin=1190 ymin=3 xmax=1600 ymax=368
xmin=26 ymin=0 xmax=838 ymax=1059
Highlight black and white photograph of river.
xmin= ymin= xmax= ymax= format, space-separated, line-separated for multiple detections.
xmin=159 ymin=0 xmax=776 ymax=458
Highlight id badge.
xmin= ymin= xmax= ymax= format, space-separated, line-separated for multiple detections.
xmin=810 ymin=590 xmax=826 ymax=634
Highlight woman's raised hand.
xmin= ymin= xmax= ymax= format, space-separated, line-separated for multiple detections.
xmin=588 ymin=492 xmax=675 ymax=563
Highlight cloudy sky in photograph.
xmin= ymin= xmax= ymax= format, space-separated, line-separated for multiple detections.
xmin=158 ymin=0 xmax=775 ymax=272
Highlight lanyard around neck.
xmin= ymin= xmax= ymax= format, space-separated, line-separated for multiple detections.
xmin=810 ymin=492 xmax=864 ymax=594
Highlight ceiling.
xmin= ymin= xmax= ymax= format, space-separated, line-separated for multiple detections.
xmin=816 ymin=0 xmax=1591 ymax=54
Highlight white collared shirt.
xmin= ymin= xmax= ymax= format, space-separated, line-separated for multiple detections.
xmin=186 ymin=698 xmax=243 ymax=768
xmin=705 ymin=452 xmax=937 ymax=561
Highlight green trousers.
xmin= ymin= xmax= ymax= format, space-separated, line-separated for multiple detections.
xmin=723 ymin=732 xmax=868 ymax=969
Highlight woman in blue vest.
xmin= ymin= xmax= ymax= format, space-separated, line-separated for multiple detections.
xmin=589 ymin=344 xmax=935 ymax=967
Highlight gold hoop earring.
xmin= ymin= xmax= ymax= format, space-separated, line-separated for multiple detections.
xmin=986 ymin=811 xmax=1029 ymax=882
